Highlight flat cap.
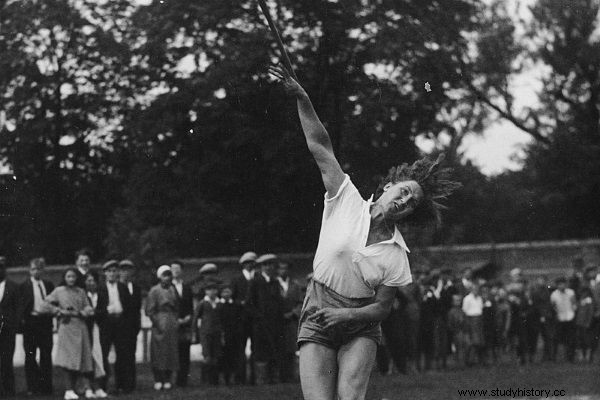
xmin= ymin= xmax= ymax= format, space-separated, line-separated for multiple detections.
xmin=199 ymin=263 xmax=218 ymax=274
xmin=156 ymin=265 xmax=172 ymax=278
xmin=118 ymin=259 xmax=135 ymax=269
xmin=102 ymin=260 xmax=119 ymax=270
xmin=239 ymin=251 xmax=258 ymax=265
xmin=256 ymin=254 xmax=278 ymax=264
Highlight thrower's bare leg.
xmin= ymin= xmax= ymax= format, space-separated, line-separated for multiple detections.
xmin=299 ymin=342 xmax=337 ymax=400
xmin=336 ymin=337 xmax=377 ymax=400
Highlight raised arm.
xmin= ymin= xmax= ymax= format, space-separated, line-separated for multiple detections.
xmin=269 ymin=65 xmax=345 ymax=195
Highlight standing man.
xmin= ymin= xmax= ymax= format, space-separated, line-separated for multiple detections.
xmin=118 ymin=259 xmax=142 ymax=393
xmin=98 ymin=260 xmax=130 ymax=393
xmin=74 ymin=249 xmax=93 ymax=288
xmin=170 ymin=260 xmax=194 ymax=387
xmin=231 ymin=251 xmax=257 ymax=384
xmin=0 ymin=257 xmax=19 ymax=397
xmin=18 ymin=258 xmax=55 ymax=395
xmin=277 ymin=261 xmax=303 ymax=383
xmin=246 ymin=254 xmax=284 ymax=384
xmin=551 ymin=277 xmax=577 ymax=362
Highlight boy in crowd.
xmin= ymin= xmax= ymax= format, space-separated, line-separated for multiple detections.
xmin=447 ymin=294 xmax=467 ymax=368
xmin=195 ymin=280 xmax=223 ymax=385
xmin=219 ymin=283 xmax=245 ymax=385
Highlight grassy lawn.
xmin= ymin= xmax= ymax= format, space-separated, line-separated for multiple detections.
xmin=14 ymin=361 xmax=600 ymax=400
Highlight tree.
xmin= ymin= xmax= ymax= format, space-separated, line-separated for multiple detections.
xmin=102 ymin=0 xmax=505 ymax=257
xmin=0 ymin=0 xmax=135 ymax=262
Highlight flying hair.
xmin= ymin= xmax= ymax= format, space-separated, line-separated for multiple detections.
xmin=374 ymin=154 xmax=462 ymax=228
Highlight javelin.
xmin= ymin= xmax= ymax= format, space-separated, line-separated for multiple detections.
xmin=257 ymin=0 xmax=299 ymax=81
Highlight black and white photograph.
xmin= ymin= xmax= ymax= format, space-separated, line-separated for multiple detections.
xmin=1 ymin=0 xmax=599 ymax=399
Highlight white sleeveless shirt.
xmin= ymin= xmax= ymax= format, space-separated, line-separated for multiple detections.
xmin=312 ymin=175 xmax=413 ymax=298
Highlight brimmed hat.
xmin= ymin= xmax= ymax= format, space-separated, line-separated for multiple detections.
xmin=199 ymin=263 xmax=218 ymax=274
xmin=156 ymin=265 xmax=172 ymax=278
xmin=102 ymin=260 xmax=119 ymax=270
xmin=239 ymin=251 xmax=258 ymax=265
xmin=118 ymin=259 xmax=135 ymax=269
xmin=256 ymin=254 xmax=278 ymax=264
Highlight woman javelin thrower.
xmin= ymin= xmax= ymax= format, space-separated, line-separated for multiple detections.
xmin=269 ymin=65 xmax=460 ymax=400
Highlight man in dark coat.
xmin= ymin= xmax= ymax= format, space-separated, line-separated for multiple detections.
xmin=73 ymin=248 xmax=93 ymax=288
xmin=18 ymin=258 xmax=55 ymax=395
xmin=98 ymin=260 xmax=131 ymax=393
xmin=118 ymin=259 xmax=142 ymax=393
xmin=277 ymin=262 xmax=303 ymax=383
xmin=170 ymin=260 xmax=194 ymax=387
xmin=231 ymin=251 xmax=257 ymax=384
xmin=246 ymin=254 xmax=285 ymax=384
xmin=0 ymin=258 xmax=19 ymax=397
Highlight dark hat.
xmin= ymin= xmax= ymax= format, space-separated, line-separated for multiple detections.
xmin=102 ymin=260 xmax=119 ymax=270
xmin=118 ymin=259 xmax=135 ymax=269
xmin=203 ymin=277 xmax=222 ymax=290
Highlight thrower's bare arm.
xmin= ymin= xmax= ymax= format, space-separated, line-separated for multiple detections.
xmin=308 ymin=285 xmax=396 ymax=329
xmin=269 ymin=66 xmax=345 ymax=195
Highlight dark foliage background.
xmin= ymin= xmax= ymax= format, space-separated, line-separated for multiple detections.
xmin=1 ymin=0 xmax=599 ymax=266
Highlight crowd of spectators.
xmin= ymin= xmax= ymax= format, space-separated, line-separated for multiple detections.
xmin=0 ymin=251 xmax=599 ymax=399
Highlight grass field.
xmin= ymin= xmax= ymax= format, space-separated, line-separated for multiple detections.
xmin=14 ymin=360 xmax=600 ymax=400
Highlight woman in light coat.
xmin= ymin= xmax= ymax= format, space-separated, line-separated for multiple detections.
xmin=43 ymin=268 xmax=94 ymax=400
xmin=145 ymin=265 xmax=179 ymax=390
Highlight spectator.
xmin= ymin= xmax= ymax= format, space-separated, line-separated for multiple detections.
xmin=447 ymin=294 xmax=467 ymax=368
xmin=146 ymin=265 xmax=179 ymax=391
xmin=73 ymin=249 xmax=93 ymax=288
xmin=171 ymin=260 xmax=194 ymax=387
xmin=231 ymin=251 xmax=258 ymax=384
xmin=84 ymin=271 xmax=108 ymax=398
xmin=575 ymin=287 xmax=594 ymax=362
xmin=18 ymin=257 xmax=55 ymax=396
xmin=462 ymin=284 xmax=484 ymax=366
xmin=117 ymin=259 xmax=142 ymax=393
xmin=277 ymin=261 xmax=303 ymax=382
xmin=195 ymin=279 xmax=223 ymax=385
xmin=0 ymin=258 xmax=19 ymax=397
xmin=494 ymin=288 xmax=512 ymax=356
xmin=98 ymin=260 xmax=130 ymax=393
xmin=219 ymin=283 xmax=245 ymax=385
xmin=42 ymin=268 xmax=94 ymax=400
xmin=480 ymin=284 xmax=497 ymax=364
xmin=550 ymin=277 xmax=577 ymax=362
xmin=246 ymin=254 xmax=284 ymax=384
xmin=530 ymin=276 xmax=555 ymax=361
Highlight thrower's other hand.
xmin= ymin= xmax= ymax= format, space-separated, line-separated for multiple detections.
xmin=268 ymin=65 xmax=306 ymax=98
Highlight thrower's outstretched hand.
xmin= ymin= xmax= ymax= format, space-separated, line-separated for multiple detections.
xmin=269 ymin=65 xmax=306 ymax=98
xmin=268 ymin=65 xmax=344 ymax=195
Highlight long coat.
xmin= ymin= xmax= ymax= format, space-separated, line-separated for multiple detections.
xmin=279 ymin=278 xmax=303 ymax=353
xmin=145 ymin=284 xmax=179 ymax=371
xmin=43 ymin=286 xmax=93 ymax=372
xmin=246 ymin=274 xmax=284 ymax=362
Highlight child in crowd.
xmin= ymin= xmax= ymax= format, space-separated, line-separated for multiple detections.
xmin=494 ymin=288 xmax=512 ymax=355
xmin=462 ymin=284 xmax=484 ymax=366
xmin=219 ymin=284 xmax=245 ymax=385
xmin=481 ymin=284 xmax=497 ymax=364
xmin=575 ymin=287 xmax=594 ymax=362
xmin=196 ymin=280 xmax=224 ymax=385
xmin=448 ymin=294 xmax=468 ymax=368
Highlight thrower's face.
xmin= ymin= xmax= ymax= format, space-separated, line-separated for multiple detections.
xmin=376 ymin=180 xmax=423 ymax=223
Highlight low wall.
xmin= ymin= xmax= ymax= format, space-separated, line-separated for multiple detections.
xmin=6 ymin=238 xmax=600 ymax=286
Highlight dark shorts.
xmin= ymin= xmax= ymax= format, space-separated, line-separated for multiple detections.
xmin=297 ymin=279 xmax=381 ymax=350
